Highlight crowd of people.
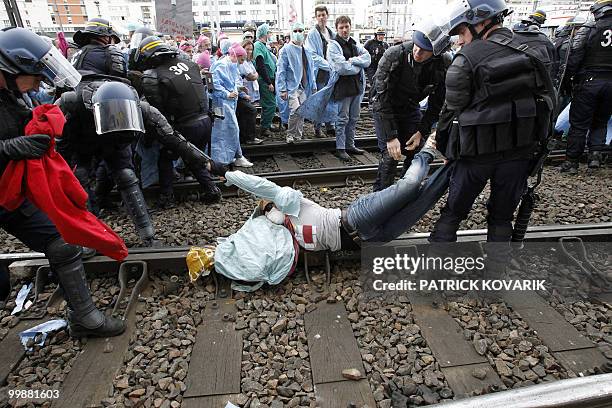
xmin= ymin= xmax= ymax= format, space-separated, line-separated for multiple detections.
xmin=0 ymin=0 xmax=610 ymax=338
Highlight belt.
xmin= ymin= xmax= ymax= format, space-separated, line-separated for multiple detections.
xmin=341 ymin=209 xmax=361 ymax=246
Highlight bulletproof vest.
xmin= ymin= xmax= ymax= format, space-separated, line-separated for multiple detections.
xmin=148 ymin=57 xmax=208 ymax=123
xmin=389 ymin=43 xmax=445 ymax=110
xmin=513 ymin=30 xmax=556 ymax=77
xmin=71 ymin=44 xmax=127 ymax=78
xmin=582 ymin=17 xmax=612 ymax=73
xmin=0 ymin=89 xmax=31 ymax=174
xmin=452 ymin=32 xmax=551 ymax=158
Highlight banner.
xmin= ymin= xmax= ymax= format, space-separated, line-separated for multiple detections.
xmin=155 ymin=0 xmax=193 ymax=37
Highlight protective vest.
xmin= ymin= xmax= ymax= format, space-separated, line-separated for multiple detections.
xmin=143 ymin=57 xmax=208 ymax=124
xmin=513 ymin=30 xmax=557 ymax=78
xmin=582 ymin=17 xmax=612 ymax=73
xmin=71 ymin=44 xmax=126 ymax=78
xmin=451 ymin=35 xmax=552 ymax=158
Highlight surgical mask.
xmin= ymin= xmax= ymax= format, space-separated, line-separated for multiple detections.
xmin=291 ymin=31 xmax=305 ymax=44
xmin=265 ymin=207 xmax=285 ymax=225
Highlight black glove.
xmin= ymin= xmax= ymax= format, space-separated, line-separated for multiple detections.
xmin=0 ymin=134 xmax=52 ymax=160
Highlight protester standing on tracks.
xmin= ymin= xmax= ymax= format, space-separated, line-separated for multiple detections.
xmin=237 ymin=40 xmax=263 ymax=146
xmin=512 ymin=10 xmax=558 ymax=80
xmin=364 ymin=27 xmax=389 ymax=84
xmin=305 ymin=5 xmax=336 ymax=138
xmin=277 ymin=22 xmax=321 ymax=144
xmin=135 ymin=36 xmax=222 ymax=208
xmin=371 ymin=23 xmax=451 ymax=191
xmin=429 ymin=0 xmax=556 ymax=270
xmin=0 ymin=27 xmax=125 ymax=338
xmin=559 ymin=0 xmax=612 ymax=173
xmin=254 ymin=23 xmax=279 ymax=139
xmin=328 ymin=16 xmax=371 ymax=161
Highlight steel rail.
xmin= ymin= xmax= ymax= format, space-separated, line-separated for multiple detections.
xmin=428 ymin=373 xmax=612 ymax=408
xmin=241 ymin=136 xmax=379 ymax=157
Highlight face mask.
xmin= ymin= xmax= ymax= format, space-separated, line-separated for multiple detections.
xmin=265 ymin=207 xmax=285 ymax=225
xmin=291 ymin=32 xmax=305 ymax=44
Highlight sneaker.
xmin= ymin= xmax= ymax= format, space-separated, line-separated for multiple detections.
xmin=246 ymin=137 xmax=263 ymax=145
xmin=286 ymin=135 xmax=295 ymax=144
xmin=335 ymin=149 xmax=351 ymax=161
xmin=346 ymin=147 xmax=365 ymax=155
xmin=233 ymin=156 xmax=254 ymax=167
xmin=559 ymin=160 xmax=578 ymax=174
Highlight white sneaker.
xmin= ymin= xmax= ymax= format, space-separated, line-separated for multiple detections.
xmin=286 ymin=135 xmax=295 ymax=144
xmin=233 ymin=156 xmax=254 ymax=167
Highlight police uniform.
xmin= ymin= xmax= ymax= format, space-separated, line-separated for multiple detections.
xmin=432 ymin=27 xmax=554 ymax=252
xmin=563 ymin=10 xmax=612 ymax=168
xmin=513 ymin=24 xmax=558 ymax=80
xmin=371 ymin=41 xmax=449 ymax=191
xmin=364 ymin=36 xmax=389 ymax=83
xmin=140 ymin=52 xmax=220 ymax=203
xmin=71 ymin=18 xmax=126 ymax=78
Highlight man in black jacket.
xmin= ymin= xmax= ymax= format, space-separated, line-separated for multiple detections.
xmin=0 ymin=27 xmax=124 ymax=338
xmin=559 ymin=0 xmax=612 ymax=173
xmin=371 ymin=26 xmax=450 ymax=191
xmin=512 ymin=10 xmax=558 ymax=80
xmin=364 ymin=27 xmax=389 ymax=84
xmin=430 ymin=0 xmax=556 ymax=268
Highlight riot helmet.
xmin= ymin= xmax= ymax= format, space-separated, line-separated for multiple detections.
xmin=91 ymin=81 xmax=145 ymax=135
xmin=528 ymin=10 xmax=547 ymax=26
xmin=133 ymin=36 xmax=178 ymax=69
xmin=129 ymin=27 xmax=155 ymax=50
xmin=243 ymin=21 xmax=257 ymax=33
xmin=73 ymin=18 xmax=121 ymax=47
xmin=413 ymin=19 xmax=451 ymax=55
xmin=591 ymin=0 xmax=612 ymax=20
xmin=0 ymin=27 xmax=81 ymax=88
xmin=434 ymin=0 xmax=510 ymax=38
xmin=375 ymin=27 xmax=386 ymax=36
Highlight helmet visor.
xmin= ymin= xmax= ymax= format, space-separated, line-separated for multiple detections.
xmin=433 ymin=0 xmax=472 ymax=35
xmin=93 ymin=99 xmax=145 ymax=135
xmin=40 ymin=46 xmax=81 ymax=88
xmin=130 ymin=33 xmax=147 ymax=50
xmin=415 ymin=19 xmax=451 ymax=55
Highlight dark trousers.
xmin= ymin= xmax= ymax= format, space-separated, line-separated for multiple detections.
xmin=0 ymin=201 xmax=61 ymax=299
xmin=566 ymin=77 xmax=612 ymax=160
xmin=237 ymin=97 xmax=257 ymax=143
xmin=373 ymin=108 xmax=422 ymax=191
xmin=430 ymin=158 xmax=531 ymax=244
xmin=159 ymin=116 xmax=215 ymax=196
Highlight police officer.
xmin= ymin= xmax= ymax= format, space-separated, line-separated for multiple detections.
xmin=554 ymin=16 xmax=586 ymax=100
xmin=559 ymin=0 xmax=612 ymax=173
xmin=430 ymin=0 xmax=556 ymax=266
xmin=371 ymin=23 xmax=451 ymax=191
xmin=57 ymin=78 xmax=214 ymax=245
xmin=71 ymin=18 xmax=126 ymax=78
xmin=364 ymin=27 xmax=389 ymax=83
xmin=135 ymin=36 xmax=221 ymax=207
xmin=0 ymin=27 xmax=124 ymax=337
xmin=512 ymin=10 xmax=558 ymax=79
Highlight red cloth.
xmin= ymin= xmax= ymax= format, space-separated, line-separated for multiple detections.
xmin=0 ymin=104 xmax=128 ymax=261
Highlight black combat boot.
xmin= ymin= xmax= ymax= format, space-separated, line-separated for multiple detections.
xmin=47 ymin=239 xmax=125 ymax=338
xmin=156 ymin=193 xmax=176 ymax=209
xmin=115 ymin=169 xmax=157 ymax=246
xmin=588 ymin=151 xmax=602 ymax=169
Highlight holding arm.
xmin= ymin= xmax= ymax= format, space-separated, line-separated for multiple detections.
xmin=418 ymin=56 xmax=450 ymax=138
xmin=327 ymin=41 xmax=361 ymax=75
xmin=349 ymin=43 xmax=372 ymax=68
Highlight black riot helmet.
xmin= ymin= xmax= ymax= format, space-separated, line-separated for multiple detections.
xmin=73 ymin=18 xmax=121 ymax=47
xmin=435 ymin=0 xmax=510 ymax=39
xmin=0 ymin=27 xmax=81 ymax=88
xmin=591 ymin=0 xmax=612 ymax=20
xmin=91 ymin=81 xmax=145 ymax=135
xmin=528 ymin=10 xmax=547 ymax=26
xmin=133 ymin=36 xmax=178 ymax=69
xmin=129 ymin=27 xmax=155 ymax=50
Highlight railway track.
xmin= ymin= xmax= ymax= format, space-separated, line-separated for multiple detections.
xmin=0 ymin=223 xmax=610 ymax=407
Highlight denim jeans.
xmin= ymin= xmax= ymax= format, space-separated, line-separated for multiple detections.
xmin=335 ymin=93 xmax=362 ymax=150
xmin=347 ymin=150 xmax=452 ymax=242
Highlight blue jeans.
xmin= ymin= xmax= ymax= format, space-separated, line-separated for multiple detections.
xmin=347 ymin=150 xmax=452 ymax=242
xmin=335 ymin=94 xmax=362 ymax=150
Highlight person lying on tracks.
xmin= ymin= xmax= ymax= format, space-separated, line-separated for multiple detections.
xmin=208 ymin=136 xmax=453 ymax=291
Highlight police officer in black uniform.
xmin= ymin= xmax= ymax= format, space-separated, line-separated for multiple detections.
xmin=71 ymin=18 xmax=126 ymax=78
xmin=512 ymin=10 xmax=558 ymax=80
xmin=364 ymin=27 xmax=389 ymax=84
xmin=57 ymin=78 xmax=215 ymax=245
xmin=554 ymin=16 xmax=586 ymax=105
xmin=559 ymin=0 xmax=612 ymax=173
xmin=430 ymin=0 xmax=556 ymax=267
xmin=135 ymin=36 xmax=221 ymax=207
xmin=371 ymin=24 xmax=450 ymax=191
xmin=0 ymin=27 xmax=124 ymax=337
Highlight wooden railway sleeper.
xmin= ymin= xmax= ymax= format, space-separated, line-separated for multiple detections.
xmin=20 ymin=265 xmax=63 ymax=320
xmin=112 ymin=261 xmax=149 ymax=320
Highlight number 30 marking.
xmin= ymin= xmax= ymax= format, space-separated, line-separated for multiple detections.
xmin=602 ymin=29 xmax=612 ymax=47
xmin=169 ymin=62 xmax=189 ymax=75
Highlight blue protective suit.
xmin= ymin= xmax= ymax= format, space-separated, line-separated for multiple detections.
xmin=210 ymin=57 xmax=243 ymax=164
xmin=305 ymin=25 xmax=335 ymax=80
xmin=556 ymin=102 xmax=612 ymax=144
xmin=276 ymin=43 xmax=318 ymax=99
